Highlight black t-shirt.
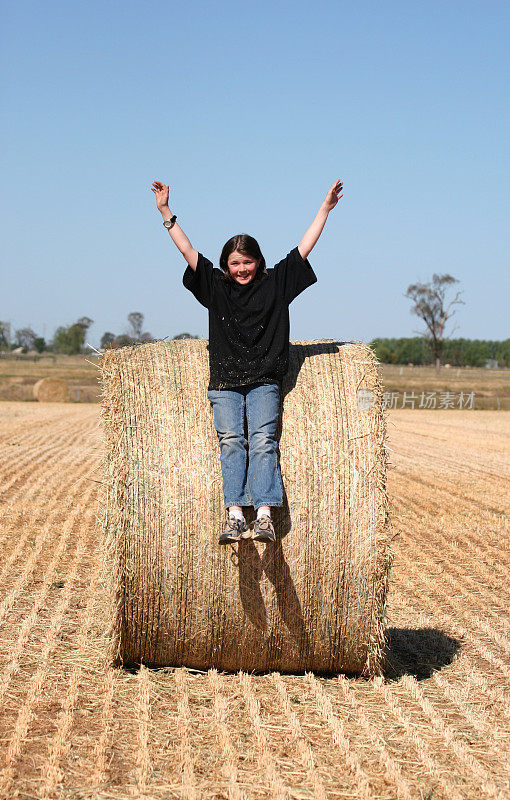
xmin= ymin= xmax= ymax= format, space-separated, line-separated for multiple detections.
xmin=182 ymin=246 xmax=317 ymax=390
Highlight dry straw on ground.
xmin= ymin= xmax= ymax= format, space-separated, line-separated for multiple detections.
xmin=33 ymin=376 xmax=69 ymax=402
xmin=98 ymin=339 xmax=393 ymax=675
xmin=0 ymin=402 xmax=508 ymax=799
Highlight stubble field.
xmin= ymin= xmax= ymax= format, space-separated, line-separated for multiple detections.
xmin=0 ymin=402 xmax=508 ymax=799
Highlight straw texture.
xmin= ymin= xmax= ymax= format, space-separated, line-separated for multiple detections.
xmin=98 ymin=339 xmax=392 ymax=676
xmin=33 ymin=377 xmax=70 ymax=402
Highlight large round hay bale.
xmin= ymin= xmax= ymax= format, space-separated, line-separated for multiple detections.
xmin=33 ymin=377 xmax=69 ymax=402
xmin=98 ymin=339 xmax=392 ymax=676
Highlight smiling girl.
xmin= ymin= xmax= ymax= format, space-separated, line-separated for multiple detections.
xmin=151 ymin=179 xmax=343 ymax=544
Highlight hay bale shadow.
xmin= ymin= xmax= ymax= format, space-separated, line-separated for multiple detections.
xmin=383 ymin=627 xmax=462 ymax=681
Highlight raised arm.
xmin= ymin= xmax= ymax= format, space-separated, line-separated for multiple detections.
xmin=151 ymin=181 xmax=199 ymax=270
xmin=298 ymin=179 xmax=343 ymax=261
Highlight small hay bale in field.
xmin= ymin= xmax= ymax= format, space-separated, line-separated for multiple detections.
xmin=33 ymin=377 xmax=69 ymax=402
xmin=98 ymin=339 xmax=392 ymax=676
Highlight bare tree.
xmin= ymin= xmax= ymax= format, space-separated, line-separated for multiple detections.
xmin=405 ymin=274 xmax=464 ymax=374
xmin=128 ymin=312 xmax=144 ymax=340
xmin=14 ymin=327 xmax=37 ymax=351
xmin=0 ymin=321 xmax=11 ymax=350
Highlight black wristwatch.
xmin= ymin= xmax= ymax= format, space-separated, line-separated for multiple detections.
xmin=163 ymin=215 xmax=177 ymax=229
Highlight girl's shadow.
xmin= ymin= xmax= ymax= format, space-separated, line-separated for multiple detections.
xmin=232 ymin=538 xmax=312 ymax=659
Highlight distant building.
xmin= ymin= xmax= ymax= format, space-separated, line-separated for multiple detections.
xmin=485 ymin=358 xmax=499 ymax=369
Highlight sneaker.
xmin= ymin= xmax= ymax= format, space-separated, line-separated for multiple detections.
xmin=252 ymin=515 xmax=276 ymax=543
xmin=219 ymin=515 xmax=248 ymax=545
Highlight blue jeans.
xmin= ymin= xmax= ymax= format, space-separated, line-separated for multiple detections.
xmin=207 ymin=382 xmax=284 ymax=510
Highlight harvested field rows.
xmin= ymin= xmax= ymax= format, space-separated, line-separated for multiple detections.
xmin=0 ymin=402 xmax=508 ymax=800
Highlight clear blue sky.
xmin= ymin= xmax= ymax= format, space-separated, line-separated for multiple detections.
xmin=2 ymin=0 xmax=509 ymax=347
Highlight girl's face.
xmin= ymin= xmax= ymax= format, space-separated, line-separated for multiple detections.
xmin=227 ymin=250 xmax=260 ymax=285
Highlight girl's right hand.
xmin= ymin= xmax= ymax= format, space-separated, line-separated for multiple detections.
xmin=323 ymin=179 xmax=343 ymax=211
xmin=151 ymin=180 xmax=170 ymax=210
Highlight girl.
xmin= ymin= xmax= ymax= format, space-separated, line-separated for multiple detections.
xmin=151 ymin=179 xmax=343 ymax=544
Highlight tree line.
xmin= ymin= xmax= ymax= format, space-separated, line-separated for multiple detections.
xmin=1 ymin=316 xmax=507 ymax=366
xmin=369 ymin=337 xmax=510 ymax=367
xmin=0 ymin=313 xmax=199 ymax=355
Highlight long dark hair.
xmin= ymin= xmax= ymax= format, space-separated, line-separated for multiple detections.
xmin=219 ymin=234 xmax=267 ymax=283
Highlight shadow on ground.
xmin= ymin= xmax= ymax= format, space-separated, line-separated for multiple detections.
xmin=383 ymin=626 xmax=462 ymax=681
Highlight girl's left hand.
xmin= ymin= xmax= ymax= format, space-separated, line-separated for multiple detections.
xmin=323 ymin=179 xmax=343 ymax=211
